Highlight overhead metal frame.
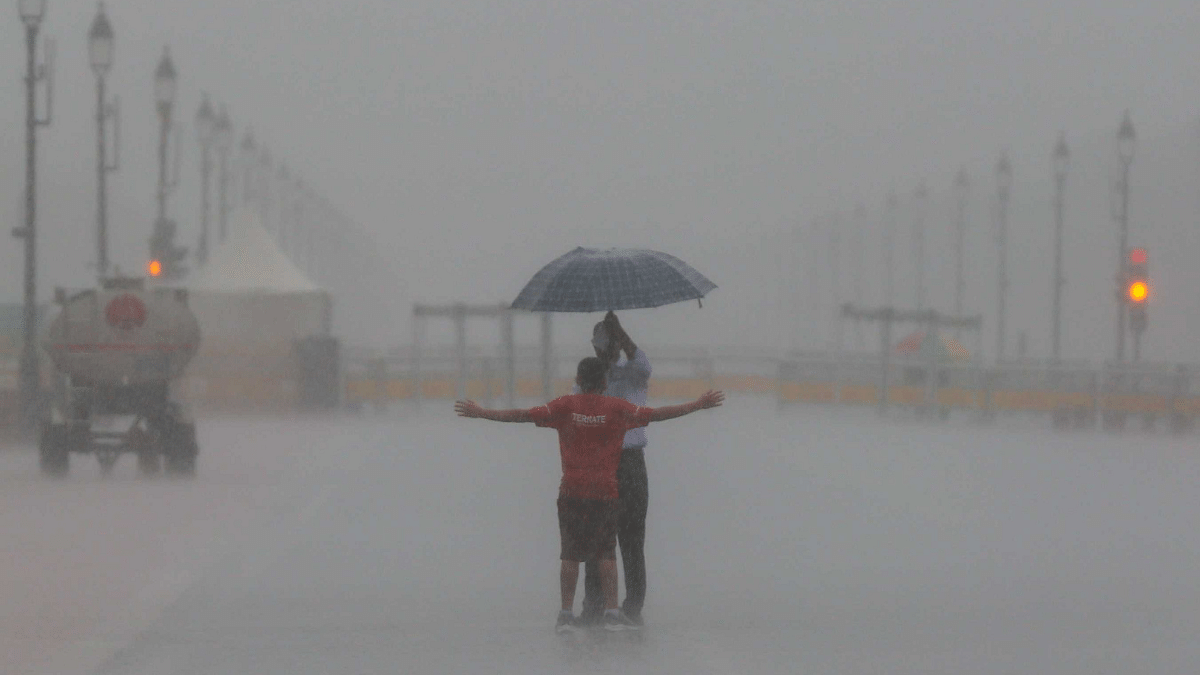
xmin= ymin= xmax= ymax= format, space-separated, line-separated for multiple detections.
xmin=841 ymin=304 xmax=983 ymax=415
xmin=412 ymin=303 xmax=553 ymax=406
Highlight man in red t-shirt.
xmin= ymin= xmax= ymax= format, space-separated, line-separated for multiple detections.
xmin=455 ymin=356 xmax=724 ymax=633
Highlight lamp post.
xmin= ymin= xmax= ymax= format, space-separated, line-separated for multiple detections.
xmin=995 ymin=152 xmax=1013 ymax=361
xmin=154 ymin=47 xmax=176 ymax=223
xmin=258 ymin=146 xmax=272 ymax=227
xmin=830 ymin=212 xmax=842 ymax=350
xmin=1051 ymin=132 xmax=1070 ymax=361
xmin=212 ymin=105 xmax=233 ymax=242
xmin=148 ymin=46 xmax=185 ymax=278
xmin=1114 ymin=111 xmax=1136 ymax=363
xmin=239 ymin=128 xmax=256 ymax=207
xmin=89 ymin=2 xmax=118 ymax=280
xmin=276 ymin=163 xmax=290 ymax=251
xmin=16 ymin=0 xmax=53 ymax=430
xmin=884 ymin=191 xmax=897 ymax=307
xmin=853 ymin=202 xmax=866 ymax=348
xmin=912 ymin=181 xmax=929 ymax=310
xmin=195 ymin=93 xmax=215 ymax=265
xmin=953 ymin=167 xmax=969 ymax=338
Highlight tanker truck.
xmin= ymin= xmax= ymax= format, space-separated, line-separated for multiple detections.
xmin=38 ymin=276 xmax=201 ymax=477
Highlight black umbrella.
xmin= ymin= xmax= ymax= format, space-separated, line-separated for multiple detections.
xmin=511 ymin=247 xmax=717 ymax=313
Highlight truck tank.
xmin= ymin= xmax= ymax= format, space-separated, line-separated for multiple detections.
xmin=41 ymin=279 xmax=201 ymax=386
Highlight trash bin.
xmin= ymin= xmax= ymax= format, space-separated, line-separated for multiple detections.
xmin=294 ymin=335 xmax=340 ymax=410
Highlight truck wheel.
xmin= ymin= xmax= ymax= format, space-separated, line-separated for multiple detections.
xmin=137 ymin=451 xmax=161 ymax=477
xmin=97 ymin=451 xmax=119 ymax=476
xmin=164 ymin=422 xmax=198 ymax=477
xmin=38 ymin=424 xmax=70 ymax=477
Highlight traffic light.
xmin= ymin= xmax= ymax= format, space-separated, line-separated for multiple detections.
xmin=1126 ymin=247 xmax=1148 ymax=333
xmin=148 ymin=217 xmax=188 ymax=280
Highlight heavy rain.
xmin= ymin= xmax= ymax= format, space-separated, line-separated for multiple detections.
xmin=2 ymin=2 xmax=1200 ymax=673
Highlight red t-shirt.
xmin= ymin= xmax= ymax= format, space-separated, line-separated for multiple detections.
xmin=528 ymin=393 xmax=652 ymax=500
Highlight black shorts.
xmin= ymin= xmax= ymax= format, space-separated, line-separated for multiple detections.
xmin=557 ymin=496 xmax=618 ymax=562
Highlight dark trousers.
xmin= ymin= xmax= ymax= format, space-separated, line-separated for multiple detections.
xmin=582 ymin=447 xmax=648 ymax=618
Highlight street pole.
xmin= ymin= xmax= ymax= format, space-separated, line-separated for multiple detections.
xmin=217 ymin=147 xmax=229 ymax=242
xmin=198 ymin=144 xmax=210 ymax=264
xmin=95 ymin=75 xmax=109 ymax=277
xmin=854 ymin=202 xmax=866 ymax=348
xmin=830 ymin=213 xmax=842 ymax=350
xmin=884 ymin=191 xmax=897 ymax=308
xmin=995 ymin=152 xmax=1012 ymax=362
xmin=953 ymin=168 xmax=968 ymax=340
xmin=913 ymin=182 xmax=928 ymax=311
xmin=195 ymin=95 xmax=215 ymax=265
xmin=1114 ymin=112 xmax=1135 ymax=363
xmin=18 ymin=5 xmax=53 ymax=430
xmin=1052 ymin=133 xmax=1069 ymax=362
xmin=240 ymin=128 xmax=256 ymax=209
xmin=213 ymin=106 xmax=232 ymax=243
xmin=157 ymin=109 xmax=170 ymax=223
xmin=89 ymin=3 xmax=116 ymax=280
xmin=1116 ymin=162 xmax=1129 ymax=363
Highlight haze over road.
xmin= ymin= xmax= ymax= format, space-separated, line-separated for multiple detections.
xmin=1 ymin=403 xmax=1198 ymax=674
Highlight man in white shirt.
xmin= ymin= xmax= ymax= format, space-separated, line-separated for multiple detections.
xmin=579 ymin=312 xmax=652 ymax=626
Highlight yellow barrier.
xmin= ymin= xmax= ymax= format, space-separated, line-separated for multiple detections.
xmin=345 ymin=376 xmax=774 ymax=403
xmin=344 ymin=375 xmax=1199 ymax=417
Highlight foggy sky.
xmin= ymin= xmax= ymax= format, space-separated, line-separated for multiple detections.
xmin=2 ymin=0 xmax=1200 ymax=360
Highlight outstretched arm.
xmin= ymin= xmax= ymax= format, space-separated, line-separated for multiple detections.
xmin=455 ymin=400 xmax=534 ymax=423
xmin=647 ymin=390 xmax=724 ymax=422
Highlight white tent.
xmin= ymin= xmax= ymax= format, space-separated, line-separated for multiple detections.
xmin=187 ymin=209 xmax=332 ymax=347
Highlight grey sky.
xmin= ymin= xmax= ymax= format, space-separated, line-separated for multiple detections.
xmin=2 ymin=1 xmax=1199 ymax=359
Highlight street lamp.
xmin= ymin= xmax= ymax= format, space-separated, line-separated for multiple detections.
xmin=213 ymin=105 xmax=233 ymax=242
xmin=1051 ymin=132 xmax=1070 ymax=361
xmin=258 ymin=146 xmax=273 ymax=227
xmin=853 ymin=202 xmax=866 ymax=308
xmin=149 ymin=46 xmax=184 ymax=279
xmin=912 ymin=181 xmax=929 ymax=310
xmin=884 ymin=191 xmax=897 ymax=307
xmin=154 ymin=46 xmax=176 ymax=222
xmin=995 ymin=151 xmax=1013 ymax=361
xmin=89 ymin=2 xmax=119 ymax=280
xmin=16 ymin=0 xmax=54 ymax=430
xmin=953 ymin=167 xmax=969 ymax=338
xmin=195 ymin=93 xmax=215 ymax=265
xmin=276 ymin=163 xmax=290 ymax=250
xmin=240 ymin=127 xmax=256 ymax=206
xmin=1114 ymin=111 xmax=1136 ymax=362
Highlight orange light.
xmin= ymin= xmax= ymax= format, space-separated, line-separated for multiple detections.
xmin=1128 ymin=280 xmax=1148 ymax=303
xmin=1129 ymin=248 xmax=1148 ymax=265
xmin=147 ymin=259 xmax=163 ymax=277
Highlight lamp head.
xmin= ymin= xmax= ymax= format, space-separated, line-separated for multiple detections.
xmin=996 ymin=152 xmax=1013 ymax=194
xmin=88 ymin=2 xmax=114 ymax=75
xmin=195 ymin=93 xmax=216 ymax=145
xmin=154 ymin=46 xmax=177 ymax=116
xmin=1053 ymin=131 xmax=1070 ymax=180
xmin=213 ymin=105 xmax=234 ymax=153
xmin=1117 ymin=110 xmax=1136 ymax=165
xmin=19 ymin=0 xmax=47 ymax=26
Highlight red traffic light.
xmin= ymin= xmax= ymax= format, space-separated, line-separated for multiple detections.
xmin=1129 ymin=247 xmax=1147 ymax=265
xmin=147 ymin=259 xmax=163 ymax=277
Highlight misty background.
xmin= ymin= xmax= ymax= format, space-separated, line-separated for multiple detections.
xmin=2 ymin=0 xmax=1199 ymax=359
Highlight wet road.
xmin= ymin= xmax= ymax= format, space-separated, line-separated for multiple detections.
xmin=4 ymin=403 xmax=1200 ymax=674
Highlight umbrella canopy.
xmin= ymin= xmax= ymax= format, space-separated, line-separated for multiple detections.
xmin=511 ymin=247 xmax=717 ymax=312
xmin=895 ymin=330 xmax=971 ymax=363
